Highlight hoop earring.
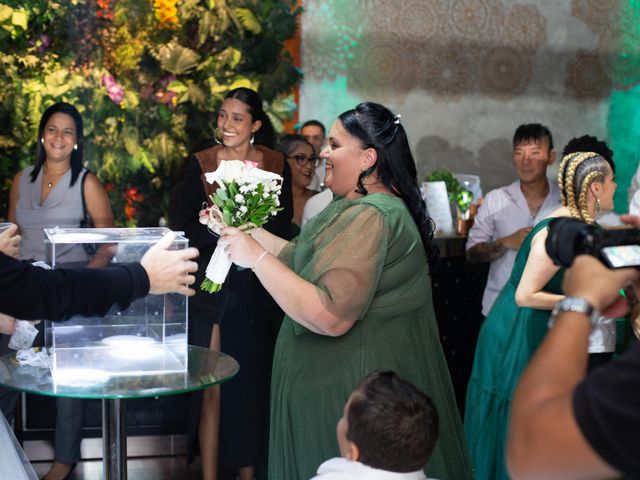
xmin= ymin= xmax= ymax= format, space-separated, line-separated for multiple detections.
xmin=250 ymin=134 xmax=255 ymax=146
xmin=214 ymin=127 xmax=222 ymax=144
xmin=595 ymin=197 xmax=601 ymax=213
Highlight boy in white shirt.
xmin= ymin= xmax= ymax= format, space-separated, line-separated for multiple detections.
xmin=311 ymin=371 xmax=439 ymax=480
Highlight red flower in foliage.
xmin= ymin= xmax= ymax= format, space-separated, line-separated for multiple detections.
xmin=124 ymin=204 xmax=136 ymax=220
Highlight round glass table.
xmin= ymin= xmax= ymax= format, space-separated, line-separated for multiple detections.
xmin=0 ymin=346 xmax=239 ymax=480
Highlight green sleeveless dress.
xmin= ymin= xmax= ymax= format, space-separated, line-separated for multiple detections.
xmin=464 ymin=217 xmax=564 ymax=480
xmin=268 ymin=194 xmax=473 ymax=479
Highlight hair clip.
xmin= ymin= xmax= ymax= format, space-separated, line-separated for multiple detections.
xmin=394 ymin=114 xmax=401 ymax=125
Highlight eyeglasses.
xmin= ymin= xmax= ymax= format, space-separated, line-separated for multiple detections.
xmin=288 ymin=154 xmax=320 ymax=168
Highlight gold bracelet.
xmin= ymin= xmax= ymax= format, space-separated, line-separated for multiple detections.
xmin=251 ymin=250 xmax=269 ymax=272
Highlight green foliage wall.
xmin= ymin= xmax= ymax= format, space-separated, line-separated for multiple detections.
xmin=0 ymin=0 xmax=301 ymax=225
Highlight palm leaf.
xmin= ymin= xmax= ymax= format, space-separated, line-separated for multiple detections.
xmin=235 ymin=7 xmax=261 ymax=35
xmin=153 ymin=42 xmax=200 ymax=75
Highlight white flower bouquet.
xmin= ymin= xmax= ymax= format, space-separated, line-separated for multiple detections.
xmin=199 ymin=160 xmax=283 ymax=293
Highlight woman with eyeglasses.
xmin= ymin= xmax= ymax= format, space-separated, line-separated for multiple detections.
xmin=174 ymin=87 xmax=293 ymax=480
xmin=276 ymin=134 xmax=321 ymax=235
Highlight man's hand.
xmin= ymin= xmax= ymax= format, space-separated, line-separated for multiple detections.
xmin=501 ymin=226 xmax=532 ymax=250
xmin=140 ymin=232 xmax=199 ymax=296
xmin=0 ymin=224 xmax=21 ymax=258
xmin=467 ymin=226 xmax=532 ymax=263
xmin=563 ymin=255 xmax=639 ymax=316
xmin=0 ymin=313 xmax=16 ymax=335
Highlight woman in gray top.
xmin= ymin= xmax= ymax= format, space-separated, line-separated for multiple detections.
xmin=7 ymin=102 xmax=114 ymax=480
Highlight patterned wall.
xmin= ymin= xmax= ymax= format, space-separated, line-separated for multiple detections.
xmin=299 ymin=0 xmax=636 ymax=201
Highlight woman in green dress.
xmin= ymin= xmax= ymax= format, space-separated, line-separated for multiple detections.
xmin=221 ymin=102 xmax=472 ymax=479
xmin=464 ymin=151 xmax=617 ymax=480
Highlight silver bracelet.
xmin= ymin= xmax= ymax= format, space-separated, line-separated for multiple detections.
xmin=251 ymin=250 xmax=269 ymax=272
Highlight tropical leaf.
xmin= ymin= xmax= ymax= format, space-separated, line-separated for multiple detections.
xmin=235 ymin=7 xmax=261 ymax=35
xmin=187 ymin=82 xmax=206 ymax=107
xmin=11 ymin=10 xmax=28 ymax=31
xmin=152 ymin=42 xmax=200 ymax=75
xmin=122 ymin=125 xmax=139 ymax=156
xmin=228 ymin=77 xmax=259 ymax=91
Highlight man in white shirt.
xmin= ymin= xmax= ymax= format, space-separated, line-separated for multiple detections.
xmin=300 ymin=119 xmax=334 ymax=225
xmin=466 ymin=124 xmax=561 ymax=316
xmin=301 ymin=119 xmax=327 ymax=189
xmin=311 ymin=371 xmax=437 ymax=480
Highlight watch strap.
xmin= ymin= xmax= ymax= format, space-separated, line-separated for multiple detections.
xmin=549 ymin=296 xmax=601 ymax=328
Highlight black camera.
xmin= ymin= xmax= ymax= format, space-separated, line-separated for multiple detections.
xmin=545 ymin=217 xmax=640 ymax=268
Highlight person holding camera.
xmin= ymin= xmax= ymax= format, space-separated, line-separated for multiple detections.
xmin=464 ymin=150 xmax=616 ymax=480
xmin=507 ymin=227 xmax=640 ymax=479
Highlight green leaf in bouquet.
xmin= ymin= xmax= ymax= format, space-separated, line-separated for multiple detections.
xmin=216 ymin=187 xmax=228 ymax=201
xmin=200 ymin=278 xmax=222 ymax=293
xmin=222 ymin=210 xmax=232 ymax=226
xmin=228 ymin=181 xmax=238 ymax=197
xmin=212 ymin=194 xmax=225 ymax=209
xmin=225 ymin=198 xmax=234 ymax=210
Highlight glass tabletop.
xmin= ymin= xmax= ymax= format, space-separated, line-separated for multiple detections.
xmin=0 ymin=345 xmax=239 ymax=400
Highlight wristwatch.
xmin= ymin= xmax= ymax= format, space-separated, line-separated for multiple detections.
xmin=549 ymin=296 xmax=601 ymax=328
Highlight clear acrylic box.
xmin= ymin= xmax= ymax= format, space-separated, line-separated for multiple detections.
xmin=43 ymin=227 xmax=188 ymax=383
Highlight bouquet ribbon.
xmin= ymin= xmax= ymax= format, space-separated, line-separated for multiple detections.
xmin=199 ymin=203 xmax=256 ymax=293
xmin=198 ymin=159 xmax=283 ymax=293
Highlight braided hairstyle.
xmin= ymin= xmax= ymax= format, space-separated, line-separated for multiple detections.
xmin=557 ymin=151 xmax=612 ymax=223
xmin=338 ymin=102 xmax=438 ymax=268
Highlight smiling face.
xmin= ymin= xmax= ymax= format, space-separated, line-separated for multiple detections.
xmin=321 ymin=120 xmax=374 ymax=199
xmin=41 ymin=112 xmax=77 ymax=164
xmin=286 ymin=142 xmax=316 ymax=190
xmin=217 ymin=97 xmax=261 ymax=148
xmin=512 ymin=138 xmax=555 ymax=185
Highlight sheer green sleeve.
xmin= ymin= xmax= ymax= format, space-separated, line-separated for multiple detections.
xmin=278 ymin=236 xmax=298 ymax=265
xmin=292 ymin=203 xmax=386 ymax=332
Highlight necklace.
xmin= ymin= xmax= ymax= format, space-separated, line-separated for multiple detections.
xmin=44 ymin=165 xmax=70 ymax=188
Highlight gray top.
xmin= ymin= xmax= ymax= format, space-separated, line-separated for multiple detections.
xmin=15 ymin=165 xmax=87 ymax=263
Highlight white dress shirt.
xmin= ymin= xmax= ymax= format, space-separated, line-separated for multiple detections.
xmin=466 ymin=179 xmax=561 ymax=316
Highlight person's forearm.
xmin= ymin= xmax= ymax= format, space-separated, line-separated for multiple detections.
xmin=508 ymin=312 xmax=608 ymax=479
xmin=466 ymin=240 xmax=507 ymax=263
xmin=251 ymin=228 xmax=288 ymax=257
xmin=0 ymin=254 xmax=148 ymax=320
xmin=251 ymin=251 xmax=354 ymax=336
xmin=514 ymin=291 xmax=564 ymax=310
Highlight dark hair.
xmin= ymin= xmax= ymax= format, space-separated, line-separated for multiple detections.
xmin=300 ymin=119 xmax=326 ymax=136
xmin=562 ymin=135 xmax=615 ymax=173
xmin=223 ymin=87 xmax=275 ymax=149
xmin=275 ymin=133 xmax=313 ymax=157
xmin=347 ymin=370 xmax=439 ymax=472
xmin=513 ymin=123 xmax=554 ymax=151
xmin=338 ymin=102 xmax=437 ymax=268
xmin=30 ymin=102 xmax=84 ymax=186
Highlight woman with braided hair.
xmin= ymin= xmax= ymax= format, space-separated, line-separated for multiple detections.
xmin=464 ymin=150 xmax=616 ymax=480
